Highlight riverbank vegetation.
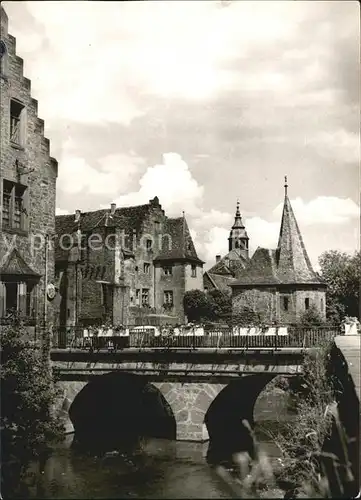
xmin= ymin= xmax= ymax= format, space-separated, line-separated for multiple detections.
xmin=216 ymin=340 xmax=358 ymax=498
xmin=1 ymin=321 xmax=65 ymax=498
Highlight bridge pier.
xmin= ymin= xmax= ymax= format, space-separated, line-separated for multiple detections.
xmin=154 ymin=382 xmax=226 ymax=441
xmin=54 ymin=381 xmax=87 ymax=433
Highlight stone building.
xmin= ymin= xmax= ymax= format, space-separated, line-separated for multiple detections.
xmin=231 ymin=181 xmax=327 ymax=325
xmin=0 ymin=7 xmax=58 ymax=330
xmin=203 ymin=201 xmax=249 ymax=292
xmin=54 ymin=197 xmax=204 ymax=327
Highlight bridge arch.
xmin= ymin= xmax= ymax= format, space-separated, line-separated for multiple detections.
xmin=204 ymin=374 xmax=278 ymax=462
xmin=56 ymin=373 xmax=177 ymax=451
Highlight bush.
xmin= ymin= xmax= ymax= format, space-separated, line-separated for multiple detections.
xmin=1 ymin=321 xmax=65 ymax=497
xmin=215 ymin=415 xmax=357 ymax=499
xmin=298 ymin=305 xmax=325 ymax=327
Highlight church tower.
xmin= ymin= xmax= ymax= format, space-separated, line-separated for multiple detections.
xmin=228 ymin=201 xmax=249 ymax=259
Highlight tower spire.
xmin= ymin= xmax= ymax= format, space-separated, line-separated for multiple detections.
xmin=228 ymin=200 xmax=249 ymax=256
xmin=284 ymin=175 xmax=288 ymax=197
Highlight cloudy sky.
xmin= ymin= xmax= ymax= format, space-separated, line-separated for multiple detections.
xmin=3 ymin=0 xmax=360 ymax=270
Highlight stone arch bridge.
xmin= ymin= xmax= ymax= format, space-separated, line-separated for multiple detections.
xmin=53 ymin=345 xmax=305 ymax=441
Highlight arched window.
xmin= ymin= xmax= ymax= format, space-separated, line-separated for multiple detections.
xmin=0 ymin=40 xmax=8 ymax=76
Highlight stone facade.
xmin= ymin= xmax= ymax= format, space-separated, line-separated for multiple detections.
xmin=0 ymin=7 xmax=58 ymax=329
xmin=231 ymin=182 xmax=327 ymax=324
xmin=55 ymin=197 xmax=204 ymax=327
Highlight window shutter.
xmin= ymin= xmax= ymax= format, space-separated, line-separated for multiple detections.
xmin=0 ymin=282 xmax=6 ymax=317
xmin=17 ymin=282 xmax=27 ymax=316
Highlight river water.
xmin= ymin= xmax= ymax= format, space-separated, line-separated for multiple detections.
xmin=22 ymin=432 xmax=283 ymax=499
xmin=15 ymin=389 xmax=292 ymax=499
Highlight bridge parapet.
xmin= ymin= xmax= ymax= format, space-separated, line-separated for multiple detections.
xmin=51 ymin=327 xmax=339 ymax=351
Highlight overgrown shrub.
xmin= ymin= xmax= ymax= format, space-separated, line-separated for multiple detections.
xmin=1 ymin=321 xmax=65 ymax=497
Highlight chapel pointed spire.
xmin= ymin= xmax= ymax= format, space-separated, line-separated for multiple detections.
xmin=276 ymin=179 xmax=322 ymax=283
xmin=228 ymin=200 xmax=249 ymax=257
xmin=232 ymin=200 xmax=244 ymax=229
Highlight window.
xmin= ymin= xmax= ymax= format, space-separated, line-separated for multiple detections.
xmin=163 ymin=265 xmax=172 ymax=276
xmin=10 ymin=99 xmax=26 ymax=147
xmin=0 ymin=40 xmax=8 ymax=76
xmin=305 ymin=298 xmax=310 ymax=310
xmin=154 ymin=221 xmax=160 ymax=230
xmin=191 ymin=264 xmax=197 ymax=278
xmin=146 ymin=239 xmax=152 ymax=250
xmin=321 ymin=298 xmax=324 ymax=312
xmin=0 ymin=281 xmax=28 ymax=317
xmin=164 ymin=290 xmax=173 ymax=305
xmin=135 ymin=289 xmax=140 ymax=305
xmin=283 ymin=296 xmax=289 ymax=311
xmin=141 ymin=288 xmax=149 ymax=306
xmin=143 ymin=263 xmax=150 ymax=274
xmin=1 ymin=180 xmax=28 ymax=231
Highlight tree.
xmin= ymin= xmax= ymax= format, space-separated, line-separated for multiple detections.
xmin=1 ymin=321 xmax=64 ymax=497
xmin=298 ymin=304 xmax=325 ymax=327
xmin=318 ymin=250 xmax=360 ymax=324
xmin=183 ymin=289 xmax=213 ymax=322
xmin=208 ymin=288 xmax=232 ymax=320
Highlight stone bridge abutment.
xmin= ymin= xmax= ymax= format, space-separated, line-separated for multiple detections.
xmin=54 ymin=373 xmax=278 ymax=442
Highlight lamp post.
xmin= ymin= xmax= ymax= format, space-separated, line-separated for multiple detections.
xmin=43 ymin=232 xmax=56 ymax=357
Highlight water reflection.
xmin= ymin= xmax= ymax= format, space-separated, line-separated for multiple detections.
xmin=25 ymin=435 xmax=231 ymax=499
xmin=17 ymin=384 xmax=293 ymax=499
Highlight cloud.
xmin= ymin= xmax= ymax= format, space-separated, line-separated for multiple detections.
xmin=3 ymin=1 xmax=358 ymax=272
xmin=273 ymin=196 xmax=360 ymax=225
xmin=55 ymin=207 xmax=69 ymax=216
xmin=56 ymin=138 xmax=145 ymax=196
xmin=109 ymin=153 xmax=204 ymax=217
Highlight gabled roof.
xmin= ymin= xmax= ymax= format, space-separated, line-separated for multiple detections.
xmin=154 ymin=217 xmax=204 ymax=264
xmin=0 ymin=248 xmax=40 ymax=277
xmin=205 ymin=271 xmax=236 ymax=290
xmin=207 ymin=248 xmax=248 ymax=277
xmin=55 ymin=203 xmax=153 ymax=261
xmin=231 ymin=194 xmax=325 ymax=287
xmin=56 ymin=204 xmax=151 ymax=237
xmin=55 ymin=201 xmax=203 ymax=265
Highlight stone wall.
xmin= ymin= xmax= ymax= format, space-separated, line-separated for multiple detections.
xmin=232 ymin=285 xmax=327 ymax=324
xmin=154 ymin=382 xmax=226 ymax=441
xmin=56 ymin=199 xmax=202 ymax=326
xmin=0 ymin=7 xmax=58 ymax=327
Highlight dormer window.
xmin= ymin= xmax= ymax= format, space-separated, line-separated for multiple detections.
xmin=146 ymin=239 xmax=152 ymax=250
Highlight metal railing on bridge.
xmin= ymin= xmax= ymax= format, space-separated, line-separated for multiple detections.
xmin=51 ymin=326 xmax=339 ymax=351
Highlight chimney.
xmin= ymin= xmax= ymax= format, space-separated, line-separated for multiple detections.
xmin=74 ymin=209 xmax=81 ymax=223
xmin=110 ymin=203 xmax=116 ymax=215
xmin=216 ymin=255 xmax=221 ymax=263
